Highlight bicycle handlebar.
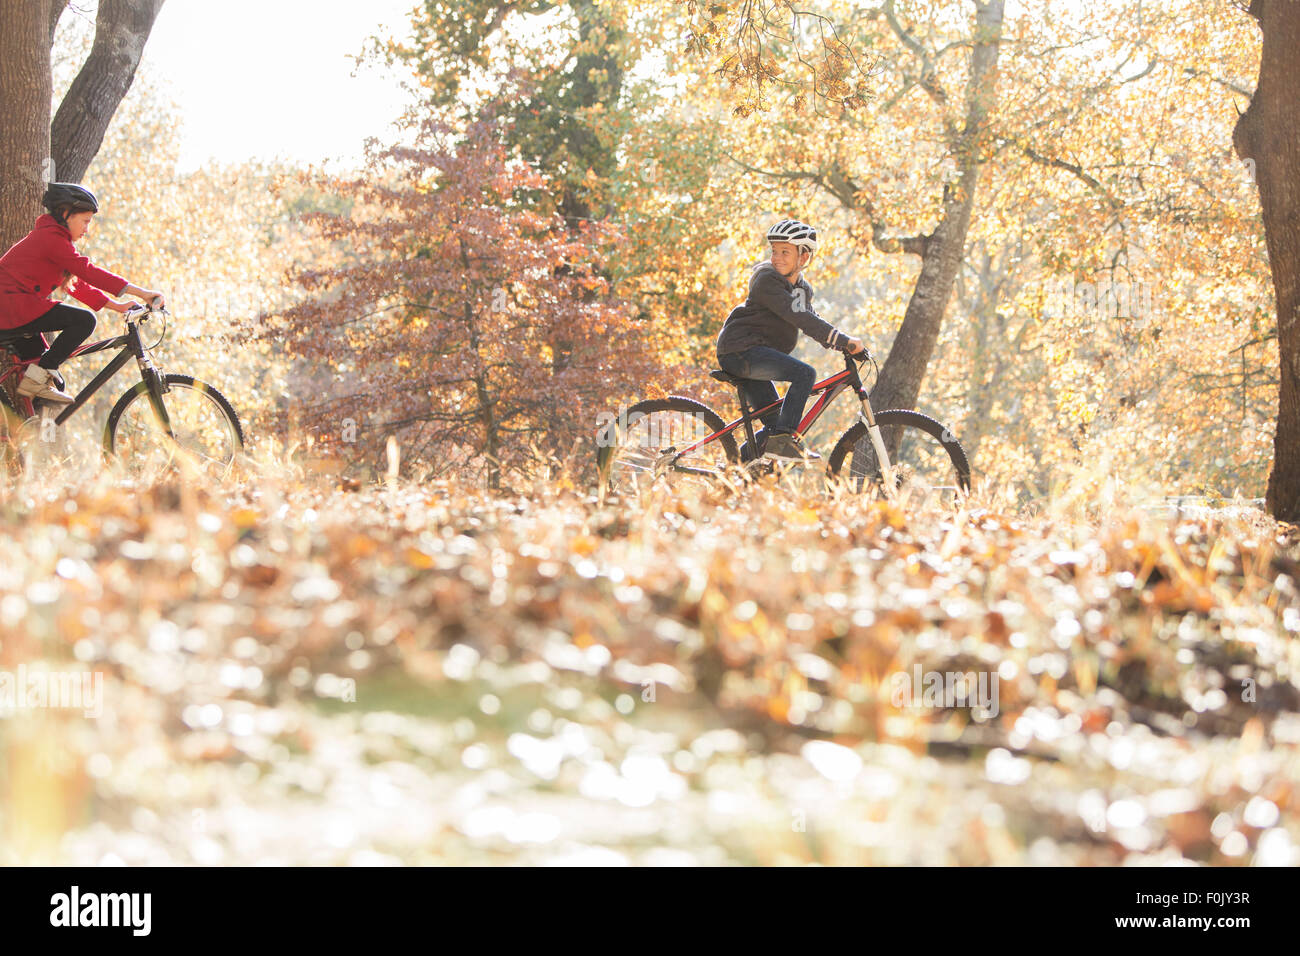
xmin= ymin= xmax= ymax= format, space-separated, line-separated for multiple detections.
xmin=126 ymin=298 xmax=168 ymax=321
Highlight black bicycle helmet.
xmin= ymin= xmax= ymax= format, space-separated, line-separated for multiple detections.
xmin=42 ymin=182 xmax=99 ymax=218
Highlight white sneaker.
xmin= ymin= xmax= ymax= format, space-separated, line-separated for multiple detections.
xmin=16 ymin=364 xmax=75 ymax=404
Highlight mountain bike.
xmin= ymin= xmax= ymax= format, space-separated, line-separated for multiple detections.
xmin=596 ymin=346 xmax=971 ymax=500
xmin=0 ymin=299 xmax=244 ymax=480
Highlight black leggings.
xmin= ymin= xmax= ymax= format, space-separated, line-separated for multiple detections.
xmin=6 ymin=303 xmax=97 ymax=369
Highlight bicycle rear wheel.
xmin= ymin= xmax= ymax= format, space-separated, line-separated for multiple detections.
xmin=596 ymin=397 xmax=737 ymax=495
xmin=104 ymin=373 xmax=245 ymax=481
xmin=827 ymin=410 xmax=971 ymax=504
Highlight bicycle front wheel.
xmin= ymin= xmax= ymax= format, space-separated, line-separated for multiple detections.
xmin=596 ymin=396 xmax=737 ymax=495
xmin=104 ymin=373 xmax=245 ymax=480
xmin=828 ymin=410 xmax=971 ymax=503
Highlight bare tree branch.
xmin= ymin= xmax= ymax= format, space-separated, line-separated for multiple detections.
xmin=1183 ymin=65 xmax=1253 ymax=98
xmin=882 ymin=0 xmax=950 ymax=118
xmin=1014 ymin=141 xmax=1125 ymax=210
xmin=49 ymin=0 xmax=71 ymax=47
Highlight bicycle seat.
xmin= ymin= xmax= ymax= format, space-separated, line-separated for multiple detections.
xmin=710 ymin=369 xmax=746 ymax=386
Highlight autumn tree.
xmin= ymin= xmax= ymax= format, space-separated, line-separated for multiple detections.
xmin=378 ymin=0 xmax=773 ymax=413
xmin=1234 ymin=0 xmax=1300 ymax=519
xmin=695 ymin=0 xmax=1269 ymax=499
xmin=395 ymin=1 xmax=993 ymax=458
xmin=945 ymin=0 xmax=1269 ymax=497
xmin=691 ymin=0 xmax=1006 ymax=450
xmin=267 ymin=116 xmax=660 ymax=489
xmin=861 ymin=0 xmax=1003 ymax=424
xmin=388 ymin=0 xmax=625 ymax=230
xmin=369 ymin=0 xmax=1272 ymax=500
xmin=0 ymin=0 xmax=165 ymax=250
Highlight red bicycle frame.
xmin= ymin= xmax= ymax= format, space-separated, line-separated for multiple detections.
xmin=678 ymin=365 xmax=860 ymax=459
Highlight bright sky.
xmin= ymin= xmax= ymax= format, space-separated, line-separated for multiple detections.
xmin=138 ymin=0 xmax=419 ymax=171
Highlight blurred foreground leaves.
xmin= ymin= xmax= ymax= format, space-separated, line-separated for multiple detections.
xmin=1 ymin=473 xmax=1298 ymax=864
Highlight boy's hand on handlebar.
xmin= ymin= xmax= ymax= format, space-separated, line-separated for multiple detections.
xmin=844 ymin=336 xmax=866 ymax=355
xmin=137 ymin=289 xmax=165 ymax=311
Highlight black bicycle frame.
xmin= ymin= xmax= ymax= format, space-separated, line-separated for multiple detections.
xmin=47 ymin=313 xmax=173 ymax=435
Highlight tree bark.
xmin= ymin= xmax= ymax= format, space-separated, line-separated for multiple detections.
xmin=49 ymin=0 xmax=69 ymax=47
xmin=869 ymin=0 xmax=1005 ymax=429
xmin=1234 ymin=1 xmax=1300 ymax=520
xmin=0 ymin=0 xmax=56 ymax=252
xmin=51 ymin=0 xmax=167 ymax=185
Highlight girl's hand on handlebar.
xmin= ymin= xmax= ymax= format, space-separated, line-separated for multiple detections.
xmin=105 ymin=299 xmax=139 ymax=314
xmin=121 ymin=283 xmax=165 ymax=311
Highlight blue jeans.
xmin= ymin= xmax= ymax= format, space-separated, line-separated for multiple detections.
xmin=718 ymin=346 xmax=817 ymax=439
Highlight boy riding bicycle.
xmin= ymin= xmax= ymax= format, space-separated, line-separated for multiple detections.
xmin=0 ymin=182 xmax=165 ymax=405
xmin=716 ymin=218 xmax=864 ymax=462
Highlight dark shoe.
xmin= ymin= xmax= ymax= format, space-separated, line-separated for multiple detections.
xmin=764 ymin=432 xmax=821 ymax=462
xmin=739 ymin=428 xmax=769 ymax=463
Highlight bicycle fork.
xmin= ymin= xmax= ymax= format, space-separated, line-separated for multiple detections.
xmin=855 ymin=390 xmax=899 ymax=497
xmin=128 ymin=315 xmax=174 ymax=439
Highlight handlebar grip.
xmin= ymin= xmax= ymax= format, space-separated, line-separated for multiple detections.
xmin=149 ymin=297 xmax=165 ymax=311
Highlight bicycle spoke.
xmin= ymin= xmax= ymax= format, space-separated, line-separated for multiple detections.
xmin=602 ymin=404 xmax=731 ymax=494
xmin=838 ymin=420 xmax=967 ymax=506
xmin=112 ymin=381 xmax=240 ymax=481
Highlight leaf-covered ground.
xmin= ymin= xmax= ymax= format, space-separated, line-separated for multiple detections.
xmin=2 ymin=466 xmax=1298 ymax=865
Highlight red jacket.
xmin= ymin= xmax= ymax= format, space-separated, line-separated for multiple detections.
xmin=0 ymin=214 xmax=127 ymax=329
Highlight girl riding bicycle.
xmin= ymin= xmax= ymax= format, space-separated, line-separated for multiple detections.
xmin=0 ymin=182 xmax=165 ymax=405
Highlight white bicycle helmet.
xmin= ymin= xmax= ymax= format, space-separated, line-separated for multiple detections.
xmin=766 ymin=218 xmax=818 ymax=254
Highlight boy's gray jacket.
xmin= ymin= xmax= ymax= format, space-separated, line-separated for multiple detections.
xmin=716 ymin=262 xmax=850 ymax=357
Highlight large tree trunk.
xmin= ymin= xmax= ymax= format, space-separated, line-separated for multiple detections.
xmin=870 ymin=0 xmax=1004 ymax=425
xmin=0 ymin=1 xmax=57 ymax=252
xmin=51 ymin=0 xmax=166 ymax=185
xmin=1 ymin=0 xmax=164 ymax=251
xmin=1234 ymin=1 xmax=1300 ymax=520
